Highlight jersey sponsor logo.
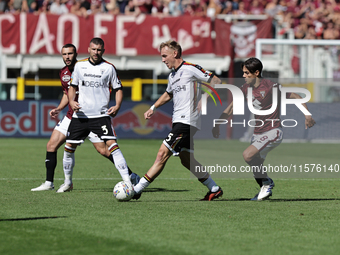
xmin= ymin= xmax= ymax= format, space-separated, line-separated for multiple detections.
xmin=84 ymin=73 xmax=102 ymax=78
xmin=171 ymin=78 xmax=180 ymax=85
xmin=173 ymin=85 xmax=186 ymax=94
xmin=62 ymin=75 xmax=71 ymax=82
xmin=82 ymin=81 xmax=108 ymax=88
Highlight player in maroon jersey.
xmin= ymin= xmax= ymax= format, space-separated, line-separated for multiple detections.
xmin=32 ymin=44 xmax=139 ymax=192
xmin=212 ymin=58 xmax=315 ymax=200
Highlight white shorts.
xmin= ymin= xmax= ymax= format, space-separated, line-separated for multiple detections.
xmin=251 ymin=128 xmax=283 ymax=160
xmin=54 ymin=116 xmax=103 ymax=143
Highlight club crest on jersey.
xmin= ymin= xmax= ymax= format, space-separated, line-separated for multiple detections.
xmin=62 ymin=75 xmax=71 ymax=82
xmin=100 ymin=69 xmax=105 ymax=74
xmin=260 ymin=91 xmax=265 ymax=98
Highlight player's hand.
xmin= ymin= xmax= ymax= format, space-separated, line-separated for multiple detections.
xmin=144 ymin=109 xmax=154 ymax=120
xmin=108 ymin=105 xmax=120 ymax=118
xmin=50 ymin=108 xmax=61 ymax=118
xmin=70 ymin=101 xmax=81 ymax=112
xmin=196 ymin=99 xmax=202 ymax=113
xmin=305 ymin=116 xmax=316 ymax=129
xmin=212 ymin=126 xmax=220 ymax=138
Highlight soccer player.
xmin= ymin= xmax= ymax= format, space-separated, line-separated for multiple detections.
xmin=133 ymin=40 xmax=223 ymax=201
xmin=212 ymin=57 xmax=316 ymax=201
xmin=32 ymin=43 xmax=139 ymax=192
xmin=63 ymin=37 xmax=135 ymax=191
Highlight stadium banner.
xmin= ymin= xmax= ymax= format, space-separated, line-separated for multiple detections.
xmin=0 ymin=100 xmax=174 ymax=138
xmin=0 ymin=13 xmax=214 ymax=55
xmin=214 ymin=18 xmax=273 ymax=57
xmin=0 ymin=13 xmax=272 ymax=56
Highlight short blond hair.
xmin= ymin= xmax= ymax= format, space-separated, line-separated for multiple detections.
xmin=159 ymin=40 xmax=182 ymax=58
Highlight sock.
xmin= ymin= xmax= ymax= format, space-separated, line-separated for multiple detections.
xmin=63 ymin=145 xmax=75 ymax=186
xmin=128 ymin=167 xmax=133 ymax=176
xmin=255 ymin=178 xmax=263 ymax=187
xmin=109 ymin=143 xmax=130 ymax=183
xmin=199 ymin=175 xmax=218 ymax=191
xmin=45 ymin=151 xmax=57 ymax=182
xmin=134 ymin=174 xmax=153 ymax=194
xmin=107 ymin=154 xmax=133 ymax=175
xmin=45 ymin=181 xmax=53 ymax=186
xmin=108 ymin=154 xmax=114 ymax=163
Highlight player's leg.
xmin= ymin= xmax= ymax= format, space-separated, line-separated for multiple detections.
xmin=179 ymin=150 xmax=223 ymax=201
xmin=134 ymin=124 xmax=190 ymax=199
xmin=31 ymin=116 xmax=69 ymax=191
xmin=243 ymin=144 xmax=267 ymax=187
xmin=90 ymin=117 xmax=133 ymax=185
xmin=88 ymin=132 xmax=140 ymax=184
xmin=57 ymin=118 xmax=89 ymax=193
xmin=245 ymin=128 xmax=283 ymax=200
xmin=133 ymin=143 xmax=173 ymax=195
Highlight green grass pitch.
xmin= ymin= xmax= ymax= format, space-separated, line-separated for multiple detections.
xmin=0 ymin=138 xmax=339 ymax=255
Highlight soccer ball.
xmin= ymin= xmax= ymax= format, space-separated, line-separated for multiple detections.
xmin=113 ymin=181 xmax=135 ymax=201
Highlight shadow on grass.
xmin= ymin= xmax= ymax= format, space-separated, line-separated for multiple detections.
xmin=76 ymin=187 xmax=190 ymax=193
xmin=214 ymin=198 xmax=340 ymax=202
xmin=0 ymin=216 xmax=67 ymax=222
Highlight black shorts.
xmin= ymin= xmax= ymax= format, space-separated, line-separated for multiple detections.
xmin=66 ymin=117 xmax=116 ymax=144
xmin=163 ymin=123 xmax=197 ymax=156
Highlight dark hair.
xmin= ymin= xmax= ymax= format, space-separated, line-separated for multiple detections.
xmin=62 ymin=43 xmax=77 ymax=53
xmin=90 ymin=37 xmax=105 ymax=48
xmin=159 ymin=40 xmax=182 ymax=58
xmin=242 ymin=57 xmax=263 ymax=78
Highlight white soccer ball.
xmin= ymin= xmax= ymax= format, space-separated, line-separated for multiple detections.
xmin=113 ymin=181 xmax=135 ymax=201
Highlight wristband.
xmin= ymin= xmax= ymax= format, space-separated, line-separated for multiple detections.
xmin=150 ymin=105 xmax=156 ymax=111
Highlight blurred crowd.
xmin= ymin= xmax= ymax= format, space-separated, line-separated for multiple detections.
xmin=1 ymin=0 xmax=340 ymax=39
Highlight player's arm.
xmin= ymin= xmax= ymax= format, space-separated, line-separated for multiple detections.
xmin=68 ymin=85 xmax=81 ymax=112
xmin=108 ymin=88 xmax=123 ymax=118
xmin=144 ymin=91 xmax=173 ymax=120
xmin=50 ymin=91 xmax=69 ymax=118
xmin=209 ymin=75 xmax=222 ymax=87
xmin=289 ymin=93 xmax=315 ymax=129
xmin=212 ymin=101 xmax=234 ymax=138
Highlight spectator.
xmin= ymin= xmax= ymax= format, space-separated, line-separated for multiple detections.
xmin=151 ymin=0 xmax=169 ymax=17
xmin=70 ymin=0 xmax=89 ymax=17
xmin=138 ymin=0 xmax=153 ymax=14
xmin=323 ymin=21 xmax=339 ymax=39
xmin=233 ymin=1 xmax=247 ymax=15
xmin=124 ymin=0 xmax=140 ymax=15
xmin=249 ymin=0 xmax=264 ymax=15
xmin=168 ymin=0 xmax=182 ymax=16
xmin=50 ymin=0 xmax=69 ymax=14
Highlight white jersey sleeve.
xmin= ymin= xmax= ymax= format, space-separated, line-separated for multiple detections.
xmin=70 ymin=62 xmax=81 ymax=87
xmin=110 ymin=65 xmax=122 ymax=90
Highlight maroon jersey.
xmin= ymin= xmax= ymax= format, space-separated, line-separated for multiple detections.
xmin=59 ymin=65 xmax=78 ymax=119
xmin=241 ymin=79 xmax=284 ymax=134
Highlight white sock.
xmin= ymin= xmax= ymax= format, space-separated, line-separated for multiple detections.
xmin=202 ymin=176 xmax=218 ymax=191
xmin=109 ymin=143 xmax=130 ymax=184
xmin=134 ymin=177 xmax=151 ymax=194
xmin=45 ymin=181 xmax=53 ymax=186
xmin=63 ymin=145 xmax=75 ymax=186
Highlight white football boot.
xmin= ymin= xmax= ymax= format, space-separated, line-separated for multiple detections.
xmin=56 ymin=183 xmax=73 ymax=193
xmin=31 ymin=182 xmax=54 ymax=191
xmin=257 ymin=178 xmax=275 ymax=201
